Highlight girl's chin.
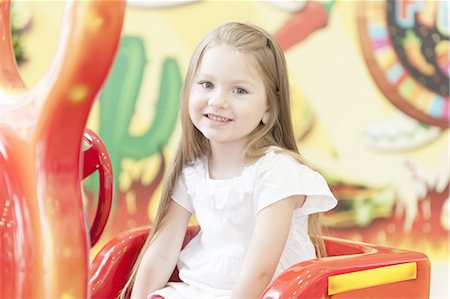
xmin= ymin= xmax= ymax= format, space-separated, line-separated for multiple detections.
xmin=202 ymin=135 xmax=249 ymax=147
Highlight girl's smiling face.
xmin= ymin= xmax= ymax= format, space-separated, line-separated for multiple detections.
xmin=189 ymin=44 xmax=269 ymax=149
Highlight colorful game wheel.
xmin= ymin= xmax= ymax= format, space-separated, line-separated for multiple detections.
xmin=358 ymin=1 xmax=449 ymax=128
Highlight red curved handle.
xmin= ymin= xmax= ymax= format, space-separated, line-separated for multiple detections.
xmin=82 ymin=128 xmax=113 ymax=247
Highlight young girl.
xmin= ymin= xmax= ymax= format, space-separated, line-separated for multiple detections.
xmin=124 ymin=22 xmax=337 ymax=299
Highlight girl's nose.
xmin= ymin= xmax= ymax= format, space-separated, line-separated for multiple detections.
xmin=208 ymin=91 xmax=229 ymax=109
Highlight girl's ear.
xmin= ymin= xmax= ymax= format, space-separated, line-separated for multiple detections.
xmin=262 ymin=111 xmax=270 ymax=124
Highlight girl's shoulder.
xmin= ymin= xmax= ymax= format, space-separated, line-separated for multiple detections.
xmin=253 ymin=146 xmax=337 ymax=214
xmin=256 ymin=146 xmax=314 ymax=174
xmin=255 ymin=147 xmax=331 ymax=192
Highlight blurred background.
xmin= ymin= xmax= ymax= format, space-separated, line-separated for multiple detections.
xmin=12 ymin=0 xmax=448 ymax=297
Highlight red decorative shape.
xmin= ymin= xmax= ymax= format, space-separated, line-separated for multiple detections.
xmin=0 ymin=0 xmax=125 ymax=297
xmin=274 ymin=1 xmax=330 ymax=51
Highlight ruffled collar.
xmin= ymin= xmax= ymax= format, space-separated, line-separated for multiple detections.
xmin=182 ymin=157 xmax=253 ymax=210
xmin=182 ymin=148 xmax=279 ymax=211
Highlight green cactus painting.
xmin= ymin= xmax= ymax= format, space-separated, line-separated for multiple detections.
xmin=98 ymin=35 xmax=182 ymax=199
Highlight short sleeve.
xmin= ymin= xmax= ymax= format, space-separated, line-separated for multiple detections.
xmin=172 ymin=174 xmax=194 ymax=213
xmin=254 ymin=153 xmax=337 ymax=215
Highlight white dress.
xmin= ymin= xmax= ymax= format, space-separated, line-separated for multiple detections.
xmin=149 ymin=148 xmax=337 ymax=299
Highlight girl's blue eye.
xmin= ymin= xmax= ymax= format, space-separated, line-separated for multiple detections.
xmin=200 ymin=82 xmax=214 ymax=89
xmin=234 ymin=87 xmax=248 ymax=95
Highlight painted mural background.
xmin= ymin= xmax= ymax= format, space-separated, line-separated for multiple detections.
xmin=15 ymin=0 xmax=449 ymax=298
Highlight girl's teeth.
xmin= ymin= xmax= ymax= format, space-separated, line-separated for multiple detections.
xmin=208 ymin=114 xmax=229 ymax=122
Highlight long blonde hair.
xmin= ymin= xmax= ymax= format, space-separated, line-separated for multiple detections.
xmin=121 ymin=22 xmax=326 ymax=297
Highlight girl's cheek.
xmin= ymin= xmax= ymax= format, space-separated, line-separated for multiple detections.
xmin=189 ymin=92 xmax=205 ymax=108
xmin=188 ymin=100 xmax=200 ymax=120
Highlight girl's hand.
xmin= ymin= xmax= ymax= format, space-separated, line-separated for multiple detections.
xmin=231 ymin=195 xmax=305 ymax=299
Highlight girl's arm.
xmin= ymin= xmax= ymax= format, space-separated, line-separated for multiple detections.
xmin=232 ymin=195 xmax=305 ymax=299
xmin=131 ymin=200 xmax=191 ymax=298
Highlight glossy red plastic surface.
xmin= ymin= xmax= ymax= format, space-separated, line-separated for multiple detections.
xmin=82 ymin=129 xmax=113 ymax=247
xmin=0 ymin=0 xmax=124 ymax=297
xmin=89 ymin=226 xmax=430 ymax=299
xmin=89 ymin=226 xmax=149 ymax=299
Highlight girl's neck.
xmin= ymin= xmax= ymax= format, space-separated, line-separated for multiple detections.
xmin=208 ymin=142 xmax=247 ymax=179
